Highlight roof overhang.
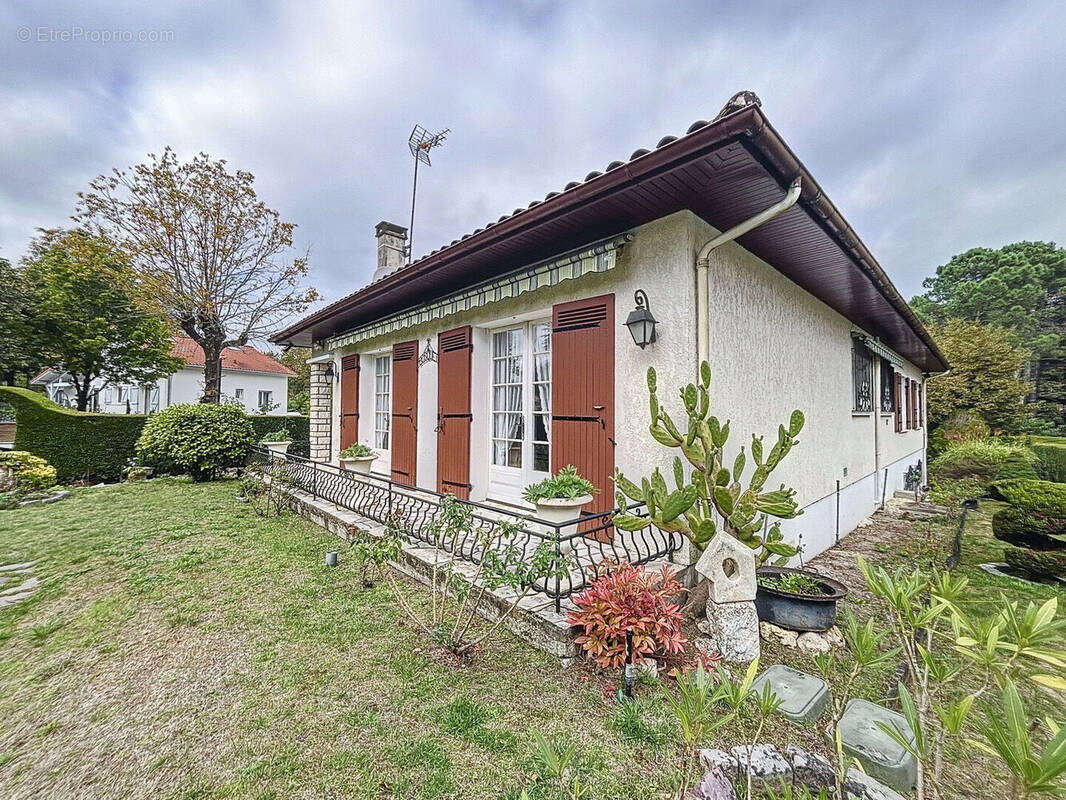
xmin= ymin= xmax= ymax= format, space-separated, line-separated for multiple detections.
xmin=272 ymin=103 xmax=947 ymax=373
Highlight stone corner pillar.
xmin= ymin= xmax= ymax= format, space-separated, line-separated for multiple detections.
xmin=309 ymin=361 xmax=334 ymax=462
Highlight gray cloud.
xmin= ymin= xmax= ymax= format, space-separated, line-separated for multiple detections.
xmin=1 ymin=0 xmax=1063 ymax=313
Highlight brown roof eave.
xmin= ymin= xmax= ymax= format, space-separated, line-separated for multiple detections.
xmin=740 ymin=110 xmax=948 ymax=374
xmin=270 ymin=105 xmax=765 ymax=347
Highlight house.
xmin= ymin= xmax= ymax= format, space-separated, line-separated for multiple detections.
xmin=32 ymin=336 xmax=295 ymax=415
xmin=270 ymin=92 xmax=946 ymax=562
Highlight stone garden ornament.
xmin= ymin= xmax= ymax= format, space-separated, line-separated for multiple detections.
xmin=696 ymin=534 xmax=760 ymax=663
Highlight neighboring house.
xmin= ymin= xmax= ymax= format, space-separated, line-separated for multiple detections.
xmin=270 ymin=92 xmax=947 ymax=561
xmin=32 ymin=336 xmax=295 ymax=416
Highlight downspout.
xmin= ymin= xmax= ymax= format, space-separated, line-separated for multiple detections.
xmin=695 ymin=178 xmax=802 ymax=365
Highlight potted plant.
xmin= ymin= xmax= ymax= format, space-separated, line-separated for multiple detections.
xmin=754 ymin=565 xmax=847 ymax=632
xmin=339 ymin=443 xmax=378 ymax=475
xmin=523 ymin=465 xmax=596 ymax=552
xmin=259 ymin=427 xmax=292 ymax=455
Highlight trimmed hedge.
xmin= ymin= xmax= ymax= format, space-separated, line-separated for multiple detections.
xmin=990 ymin=479 xmax=1066 ymax=520
xmin=0 ymin=387 xmax=146 ymax=482
xmin=1033 ymin=443 xmax=1066 ymax=484
xmin=246 ymin=414 xmax=310 ymax=458
xmin=1003 ymin=546 xmax=1066 ymax=580
xmin=0 ymin=386 xmax=310 ymax=480
xmin=992 ymin=507 xmax=1063 ymax=550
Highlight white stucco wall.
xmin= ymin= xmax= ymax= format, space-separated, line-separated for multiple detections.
xmin=49 ymin=367 xmax=290 ymax=416
xmin=316 ymin=209 xmax=930 ymax=561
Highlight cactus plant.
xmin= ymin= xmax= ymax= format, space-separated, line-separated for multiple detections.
xmin=612 ymin=361 xmax=804 ymax=565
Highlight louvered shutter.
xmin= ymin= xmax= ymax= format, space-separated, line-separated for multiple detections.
xmin=551 ymin=294 xmax=615 ymax=538
xmin=918 ymin=384 xmax=924 ymax=428
xmin=339 ymin=355 xmax=360 ymax=452
xmin=391 ymin=341 xmax=418 ymax=486
xmin=894 ymin=374 xmax=903 ymax=433
xmin=437 ymin=326 xmax=473 ymax=499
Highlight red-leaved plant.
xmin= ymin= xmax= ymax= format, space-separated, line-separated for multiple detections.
xmin=568 ymin=563 xmax=686 ymax=669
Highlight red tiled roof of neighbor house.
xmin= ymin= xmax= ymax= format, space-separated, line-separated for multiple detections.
xmin=170 ymin=336 xmax=296 ymax=376
xmin=272 ymin=92 xmax=946 ymax=373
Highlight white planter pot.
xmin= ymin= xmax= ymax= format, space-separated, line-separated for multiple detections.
xmin=534 ymin=494 xmax=593 ymax=556
xmin=340 ymin=455 xmax=377 ymax=475
xmin=263 ymin=441 xmax=291 ymax=455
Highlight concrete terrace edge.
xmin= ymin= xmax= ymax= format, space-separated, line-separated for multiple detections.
xmin=284 ymin=488 xmax=580 ymax=664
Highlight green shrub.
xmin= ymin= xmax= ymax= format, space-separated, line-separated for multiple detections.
xmin=992 ymin=507 xmax=1064 ymax=550
xmin=0 ymin=450 xmax=57 ymax=490
xmin=1033 ymin=443 xmax=1066 ymax=483
xmin=994 ymin=452 xmax=1040 ymax=482
xmin=1003 ymin=547 xmax=1066 ymax=580
xmin=0 ymin=386 xmax=146 ymax=482
xmin=929 ymin=439 xmax=1038 ymax=488
xmin=928 ymin=477 xmax=985 ymax=510
xmin=137 ymin=403 xmax=255 ymax=481
xmin=990 ymin=479 xmax=1066 ymax=521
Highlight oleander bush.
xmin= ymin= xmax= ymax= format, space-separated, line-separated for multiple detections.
xmin=568 ymin=563 xmax=686 ymax=669
xmin=0 ymin=386 xmax=146 ymax=482
xmin=137 ymin=403 xmax=255 ymax=481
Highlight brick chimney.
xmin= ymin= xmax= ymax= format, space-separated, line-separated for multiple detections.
xmin=373 ymin=221 xmax=408 ymax=281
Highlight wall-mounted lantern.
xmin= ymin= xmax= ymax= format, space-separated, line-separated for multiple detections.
xmin=624 ymin=289 xmax=657 ymax=349
xmin=323 ymin=362 xmax=336 ymax=382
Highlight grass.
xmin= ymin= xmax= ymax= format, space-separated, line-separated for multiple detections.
xmin=0 ymin=478 xmax=1061 ymax=799
xmin=0 ymin=478 xmax=677 ymax=799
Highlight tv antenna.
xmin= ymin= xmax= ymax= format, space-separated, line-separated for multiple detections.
xmin=406 ymin=124 xmax=449 ymax=263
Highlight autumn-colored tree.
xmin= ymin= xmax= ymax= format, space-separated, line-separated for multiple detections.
xmin=22 ymin=229 xmax=182 ymax=411
xmin=75 ymin=148 xmax=318 ymax=404
xmin=926 ymin=319 xmax=1031 ymax=433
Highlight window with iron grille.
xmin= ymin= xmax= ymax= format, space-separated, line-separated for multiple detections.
xmin=852 ymin=342 xmax=873 ymax=412
xmin=880 ymin=358 xmax=895 ymax=412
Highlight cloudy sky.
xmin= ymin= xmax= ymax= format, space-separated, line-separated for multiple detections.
xmin=2 ymin=0 xmax=1063 ymax=312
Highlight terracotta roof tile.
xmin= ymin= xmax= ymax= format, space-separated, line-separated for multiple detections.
xmin=171 ymin=336 xmax=296 ymax=376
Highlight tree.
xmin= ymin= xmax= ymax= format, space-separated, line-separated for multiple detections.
xmin=913 ymin=242 xmax=1066 ymax=426
xmin=74 ymin=147 xmax=318 ymax=404
xmin=274 ymin=347 xmax=310 ymax=414
xmin=22 ymin=229 xmax=182 ymax=411
xmin=0 ymin=255 xmax=44 ymax=386
xmin=926 ymin=319 xmax=1031 ymax=433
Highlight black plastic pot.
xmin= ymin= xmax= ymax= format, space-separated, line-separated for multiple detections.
xmin=755 ymin=566 xmax=847 ymax=632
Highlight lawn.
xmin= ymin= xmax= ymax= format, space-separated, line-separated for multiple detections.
xmin=0 ymin=479 xmax=678 ymax=799
xmin=0 ymin=479 xmax=1062 ymax=799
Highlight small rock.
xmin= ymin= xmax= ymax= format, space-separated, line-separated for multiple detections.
xmin=699 ymin=749 xmax=739 ymax=783
xmin=760 ymin=621 xmax=798 ymax=647
xmin=797 ymin=631 xmax=831 ymax=655
xmin=690 ymin=766 xmax=738 ymax=800
xmin=638 ymin=657 xmax=659 ymax=679
xmin=823 ymin=626 xmax=845 ymax=649
xmin=856 ymin=517 xmax=872 ymax=528
xmin=787 ymin=745 xmax=836 ymax=792
xmin=731 ymin=744 xmax=792 ymax=790
xmin=42 ymin=490 xmax=69 ymax=504
xmin=844 ymin=767 xmax=906 ymax=800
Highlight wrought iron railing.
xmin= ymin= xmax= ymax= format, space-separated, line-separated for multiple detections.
xmin=249 ymin=448 xmax=683 ymax=609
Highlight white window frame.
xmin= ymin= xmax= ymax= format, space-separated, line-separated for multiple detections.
xmin=258 ymin=390 xmax=273 ymax=411
xmin=487 ymin=320 xmax=551 ymax=504
xmin=374 ymin=355 xmax=391 ymax=452
xmin=234 ymin=387 xmax=245 ymax=403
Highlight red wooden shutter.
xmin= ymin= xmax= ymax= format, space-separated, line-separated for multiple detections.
xmin=391 ymin=341 xmax=418 ymax=486
xmin=894 ymin=374 xmax=903 ymax=433
xmin=437 ymin=326 xmax=473 ymax=499
xmin=918 ymin=384 xmax=924 ymax=428
xmin=339 ymin=355 xmax=360 ymax=452
xmin=551 ymin=294 xmax=615 ymax=538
